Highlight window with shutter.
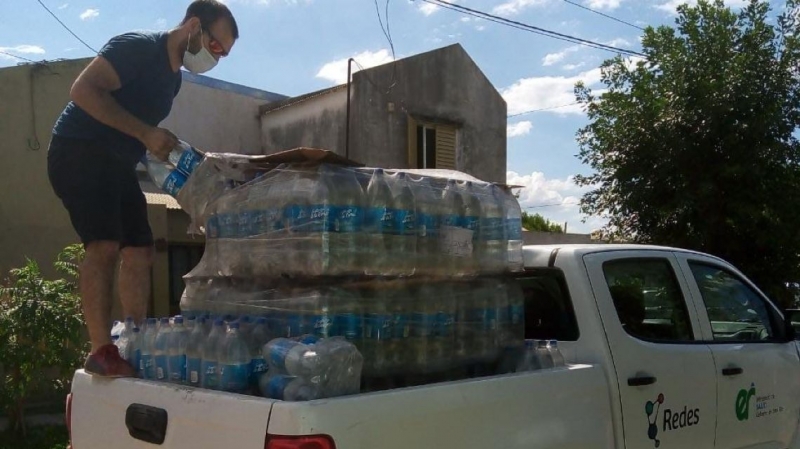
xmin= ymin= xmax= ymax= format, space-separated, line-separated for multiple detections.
xmin=407 ymin=116 xmax=458 ymax=169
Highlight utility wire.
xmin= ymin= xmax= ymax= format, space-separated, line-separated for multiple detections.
xmin=419 ymin=0 xmax=645 ymax=57
xmin=0 ymin=50 xmax=37 ymax=63
xmin=559 ymin=0 xmax=645 ymax=31
xmin=372 ymin=0 xmax=398 ymax=93
xmin=508 ymin=102 xmax=582 ymax=118
xmin=35 ymin=0 xmax=98 ymax=53
xmin=526 ymin=200 xmax=581 ymax=209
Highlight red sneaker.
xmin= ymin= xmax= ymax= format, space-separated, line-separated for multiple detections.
xmin=84 ymin=344 xmax=136 ymax=378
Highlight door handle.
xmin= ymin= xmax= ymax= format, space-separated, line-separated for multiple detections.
xmin=126 ymin=403 xmax=168 ymax=445
xmin=722 ymin=367 xmax=743 ymax=376
xmin=627 ymin=375 xmax=657 ymax=387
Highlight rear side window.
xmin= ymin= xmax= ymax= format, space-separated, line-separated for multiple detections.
xmin=603 ymin=258 xmax=694 ymax=342
xmin=518 ymin=269 xmax=580 ymax=341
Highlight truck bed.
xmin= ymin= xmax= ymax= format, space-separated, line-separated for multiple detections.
xmin=70 ymin=363 xmax=614 ymax=449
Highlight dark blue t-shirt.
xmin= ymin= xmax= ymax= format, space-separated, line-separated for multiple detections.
xmin=53 ymin=31 xmax=182 ymax=165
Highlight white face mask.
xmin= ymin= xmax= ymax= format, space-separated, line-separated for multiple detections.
xmin=183 ymin=29 xmax=218 ymax=74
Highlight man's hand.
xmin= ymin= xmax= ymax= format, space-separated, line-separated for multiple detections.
xmin=141 ymin=127 xmax=178 ymax=161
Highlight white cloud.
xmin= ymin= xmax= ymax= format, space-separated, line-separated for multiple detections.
xmin=602 ymin=38 xmax=631 ymax=47
xmin=79 ymin=8 xmax=99 ymax=20
xmin=58 ymin=3 xmax=68 ymax=9
xmin=562 ymin=62 xmax=586 ymax=71
xmin=542 ymin=45 xmax=581 ymax=66
xmin=418 ymin=0 xmax=457 ymax=16
xmin=507 ymin=121 xmax=533 ymax=137
xmin=476 ymin=25 xmax=486 ymax=31
xmin=220 ymin=0 xmax=312 ymax=5
xmin=155 ymin=18 xmax=168 ymax=30
xmin=656 ymin=0 xmax=747 ymax=14
xmin=493 ymin=0 xmax=549 ymax=16
xmin=507 ymin=170 xmax=606 ymax=233
xmin=584 ymin=0 xmax=622 ymax=10
xmin=501 ymin=67 xmax=602 ymax=115
xmin=316 ymin=49 xmax=394 ymax=84
xmin=0 ymin=45 xmax=45 ymax=60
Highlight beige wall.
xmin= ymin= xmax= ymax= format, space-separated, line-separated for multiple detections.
xmin=0 ymin=58 xmax=273 ymax=319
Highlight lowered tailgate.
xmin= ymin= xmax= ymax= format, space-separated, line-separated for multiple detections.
xmin=70 ymin=370 xmax=274 ymax=449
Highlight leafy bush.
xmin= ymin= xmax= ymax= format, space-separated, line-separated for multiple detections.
xmin=0 ymin=245 xmax=87 ymax=436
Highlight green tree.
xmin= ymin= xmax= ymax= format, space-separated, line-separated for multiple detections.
xmin=575 ymin=0 xmax=800 ymax=300
xmin=0 ymin=245 xmax=87 ymax=436
xmin=522 ymin=212 xmax=564 ymax=233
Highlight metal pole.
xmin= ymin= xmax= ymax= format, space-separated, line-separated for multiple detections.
xmin=345 ymin=58 xmax=353 ymax=160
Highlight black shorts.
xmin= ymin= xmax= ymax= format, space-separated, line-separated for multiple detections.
xmin=47 ymin=134 xmax=153 ymax=248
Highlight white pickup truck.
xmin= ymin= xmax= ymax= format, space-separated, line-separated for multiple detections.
xmin=67 ymin=244 xmax=800 ymax=449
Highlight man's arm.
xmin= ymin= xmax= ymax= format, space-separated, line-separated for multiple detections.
xmin=70 ymin=56 xmax=177 ymax=160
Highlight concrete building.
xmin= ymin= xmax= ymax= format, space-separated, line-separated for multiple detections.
xmin=260 ymin=44 xmax=507 ymax=184
xmin=0 ymin=58 xmax=285 ymax=317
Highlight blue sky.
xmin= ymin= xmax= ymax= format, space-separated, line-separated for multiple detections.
xmin=0 ymin=0 xmax=751 ymax=232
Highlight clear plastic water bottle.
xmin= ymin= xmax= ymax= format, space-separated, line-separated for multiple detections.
xmin=115 ymin=316 xmax=135 ymax=363
xmin=332 ymin=287 xmax=363 ymax=350
xmin=131 ymin=327 xmax=141 ymax=375
xmin=218 ymin=322 xmax=251 ymax=393
xmin=140 ymin=318 xmax=158 ymax=379
xmin=186 ymin=316 xmax=206 ymax=387
xmin=507 ymin=280 xmax=525 ymax=346
xmin=216 ymin=186 xmax=247 ymax=277
xmin=548 ymin=340 xmax=566 ymax=367
xmin=517 ymin=339 xmax=540 ymax=372
xmin=249 ymin=317 xmax=270 ymax=388
xmin=326 ymin=165 xmax=365 ymax=275
xmin=304 ymin=288 xmax=333 ymax=339
xmin=408 ymin=175 xmax=440 ymax=276
xmin=501 ymin=187 xmax=524 ymax=272
xmin=480 ymin=184 xmax=508 ymax=273
xmin=153 ymin=317 xmax=172 ymax=382
xmin=169 ymin=140 xmax=203 ymax=177
xmin=260 ymin=374 xmax=316 ymax=401
xmin=459 ymin=181 xmax=482 ymax=275
xmin=168 ymin=316 xmax=189 ymax=384
xmin=390 ymin=172 xmax=417 ymax=276
xmin=144 ymin=153 xmax=189 ymax=198
xmin=441 ymin=179 xmax=468 ymax=275
xmin=364 ymin=168 xmax=395 ymax=276
xmin=434 ymin=284 xmax=456 ymax=372
xmin=264 ymin=338 xmax=324 ymax=379
xmin=362 ymin=295 xmax=391 ymax=376
xmin=410 ymin=286 xmax=438 ymax=374
xmin=201 ymin=319 xmax=225 ymax=390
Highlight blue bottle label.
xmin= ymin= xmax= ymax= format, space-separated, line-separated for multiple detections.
xmin=155 ymin=355 xmax=168 ymax=380
xmin=336 ymin=313 xmax=362 ymax=340
xmin=251 ymin=357 xmax=268 ymax=379
xmin=219 ymin=363 xmax=250 ymax=392
xmin=412 ymin=313 xmax=437 ymax=338
xmin=394 ymin=209 xmax=417 ymax=235
xmin=393 ymin=313 xmax=410 ymax=340
xmin=307 ymin=204 xmax=331 ymax=233
xmin=417 ymin=213 xmax=438 ymax=238
xmin=268 ymin=339 xmax=299 ymax=372
xmin=482 ymin=217 xmax=506 ymax=241
xmin=206 ymin=215 xmax=220 ymax=238
xmin=441 ymin=214 xmax=461 ymax=228
xmin=332 ymin=205 xmax=363 ymax=233
xmin=201 ymin=360 xmax=218 ymax=388
xmin=367 ymin=207 xmax=397 ymax=234
xmin=436 ymin=312 xmax=456 ymax=338
xmin=485 ymin=308 xmax=498 ymax=331
xmin=162 ymin=170 xmax=187 ymax=197
xmin=285 ymin=205 xmax=308 ymax=232
xmin=286 ymin=314 xmax=305 ymax=337
xmin=267 ymin=375 xmax=294 ymax=400
xmin=460 ymin=216 xmax=480 ymax=235
xmin=218 ymin=213 xmax=238 ymax=238
xmin=510 ymin=304 xmax=524 ymax=325
xmin=176 ymin=148 xmax=202 ymax=176
xmin=186 ymin=357 xmax=201 ymax=386
xmin=143 ymin=356 xmax=154 ymax=379
xmin=168 ymin=355 xmax=186 ymax=382
xmin=365 ymin=313 xmax=393 ymax=341
xmin=506 ymin=217 xmax=523 ymax=240
xmin=310 ymin=314 xmax=333 ymax=338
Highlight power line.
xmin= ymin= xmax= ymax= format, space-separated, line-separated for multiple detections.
xmin=559 ymin=0 xmax=645 ymax=31
xmin=508 ymin=102 xmax=581 ymax=118
xmin=419 ymin=0 xmax=645 ymax=57
xmin=35 ymin=0 xmax=97 ymax=54
xmin=372 ymin=0 xmax=397 ymax=93
xmin=0 ymin=50 xmax=37 ymax=63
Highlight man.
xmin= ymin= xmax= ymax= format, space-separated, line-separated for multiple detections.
xmin=47 ymin=0 xmax=238 ymax=377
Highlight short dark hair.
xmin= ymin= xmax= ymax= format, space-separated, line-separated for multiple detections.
xmin=182 ymin=0 xmax=239 ymax=40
